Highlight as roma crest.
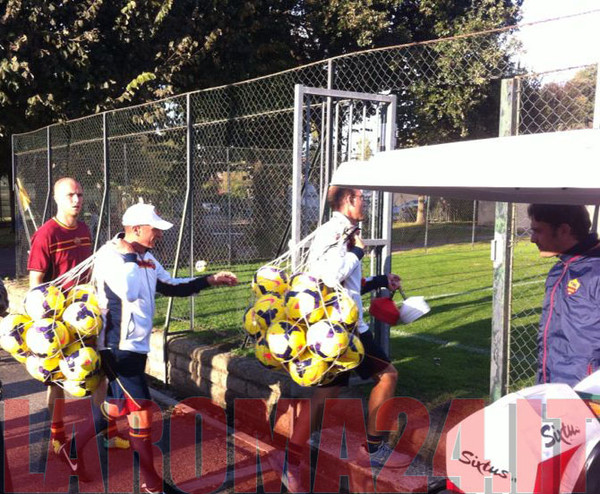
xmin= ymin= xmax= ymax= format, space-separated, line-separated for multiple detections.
xmin=567 ymin=278 xmax=581 ymax=296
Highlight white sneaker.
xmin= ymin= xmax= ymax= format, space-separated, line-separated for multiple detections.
xmin=141 ymin=483 xmax=164 ymax=494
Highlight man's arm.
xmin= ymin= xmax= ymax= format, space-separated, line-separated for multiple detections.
xmin=361 ymin=274 xmax=401 ymax=294
xmin=29 ymin=271 xmax=45 ymax=288
xmin=155 ymin=261 xmax=238 ymax=297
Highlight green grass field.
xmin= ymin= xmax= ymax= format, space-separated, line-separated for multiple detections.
xmin=156 ymin=238 xmax=552 ymax=407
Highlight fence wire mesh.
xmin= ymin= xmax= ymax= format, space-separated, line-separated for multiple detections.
xmin=12 ymin=24 xmax=598 ymax=386
xmin=508 ymin=65 xmax=598 ymax=391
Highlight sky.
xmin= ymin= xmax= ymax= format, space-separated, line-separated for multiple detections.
xmin=516 ymin=0 xmax=600 ymax=77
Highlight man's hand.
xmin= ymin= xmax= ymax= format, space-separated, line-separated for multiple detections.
xmin=113 ymin=238 xmax=136 ymax=255
xmin=208 ymin=271 xmax=238 ymax=286
xmin=387 ymin=273 xmax=401 ymax=291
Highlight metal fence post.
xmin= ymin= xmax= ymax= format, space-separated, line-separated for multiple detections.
xmin=162 ymin=94 xmax=194 ymax=384
xmin=591 ymin=62 xmax=600 ymax=232
xmin=42 ymin=126 xmax=52 ymax=223
xmin=291 ymin=85 xmax=305 ymax=270
xmin=471 ymin=200 xmax=478 ymax=247
xmin=424 ymin=196 xmax=430 ymax=251
xmin=490 ymin=77 xmax=519 ymax=401
xmin=94 ymin=114 xmax=110 ymax=251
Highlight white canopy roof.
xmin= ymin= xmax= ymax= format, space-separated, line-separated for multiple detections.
xmin=331 ymin=129 xmax=600 ymax=204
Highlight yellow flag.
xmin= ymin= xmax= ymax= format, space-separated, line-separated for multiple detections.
xmin=16 ymin=178 xmax=31 ymax=211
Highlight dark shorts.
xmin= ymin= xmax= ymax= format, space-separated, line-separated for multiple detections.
xmin=320 ymin=330 xmax=391 ymax=387
xmin=100 ymin=349 xmax=151 ymax=415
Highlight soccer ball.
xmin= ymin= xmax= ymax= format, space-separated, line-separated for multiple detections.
xmin=324 ymin=291 xmax=359 ymax=329
xmin=62 ymin=372 xmax=102 ymax=398
xmin=242 ymin=307 xmax=262 ymax=336
xmin=11 ymin=348 xmax=30 ymax=364
xmin=290 ymin=272 xmax=321 ymax=292
xmin=66 ymin=284 xmax=99 ymax=308
xmin=266 ymin=320 xmax=306 ymax=362
xmin=317 ymin=369 xmax=341 ymax=387
xmin=253 ymin=293 xmax=286 ymax=331
xmin=306 ymin=320 xmax=349 ymax=361
xmin=0 ymin=314 xmax=32 ymax=354
xmin=25 ymin=354 xmax=60 ymax=382
xmin=285 ymin=289 xmax=324 ymax=324
xmin=252 ymin=266 xmax=289 ymax=297
xmin=59 ymin=345 xmax=101 ymax=381
xmin=333 ymin=333 xmax=365 ymax=371
xmin=288 ymin=351 xmax=329 ymax=387
xmin=62 ymin=301 xmax=103 ymax=338
xmin=255 ymin=336 xmax=283 ymax=369
xmin=24 ymin=285 xmax=66 ymax=320
xmin=25 ymin=318 xmax=70 ymax=358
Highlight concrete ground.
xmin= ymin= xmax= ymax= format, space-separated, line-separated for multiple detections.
xmin=1 ymin=346 xmax=439 ymax=494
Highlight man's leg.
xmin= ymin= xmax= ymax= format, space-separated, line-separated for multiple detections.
xmin=93 ymin=378 xmax=130 ymax=449
xmin=127 ymin=409 xmax=163 ymax=493
xmin=366 ymin=364 xmax=398 ymax=437
xmin=48 ymin=384 xmax=67 ymax=454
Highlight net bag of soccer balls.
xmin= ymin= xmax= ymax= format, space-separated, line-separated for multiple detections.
xmin=0 ymin=258 xmax=103 ymax=397
xmin=244 ymin=262 xmax=364 ymax=387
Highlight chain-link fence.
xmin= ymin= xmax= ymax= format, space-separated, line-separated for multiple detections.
xmin=508 ymin=65 xmax=598 ymax=391
xmin=14 ymin=29 xmax=522 ymax=336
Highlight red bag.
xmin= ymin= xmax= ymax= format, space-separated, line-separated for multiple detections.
xmin=369 ymin=295 xmax=400 ymax=325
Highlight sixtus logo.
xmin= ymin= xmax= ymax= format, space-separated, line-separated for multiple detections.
xmin=459 ymin=450 xmax=509 ymax=479
xmin=541 ymin=422 xmax=581 ymax=448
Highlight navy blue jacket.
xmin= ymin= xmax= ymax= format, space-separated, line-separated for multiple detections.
xmin=537 ymin=233 xmax=600 ymax=387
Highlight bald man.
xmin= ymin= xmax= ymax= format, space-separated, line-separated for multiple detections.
xmin=27 ymin=177 xmax=94 ymax=453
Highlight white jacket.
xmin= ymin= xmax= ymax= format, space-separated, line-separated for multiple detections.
xmin=93 ymin=237 xmax=209 ymax=354
xmin=307 ymin=212 xmax=369 ymax=333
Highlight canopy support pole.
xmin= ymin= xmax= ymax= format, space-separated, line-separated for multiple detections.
xmin=490 ymin=78 xmax=519 ymax=401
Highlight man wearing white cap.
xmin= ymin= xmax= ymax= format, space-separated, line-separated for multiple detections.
xmin=59 ymin=203 xmax=237 ymax=494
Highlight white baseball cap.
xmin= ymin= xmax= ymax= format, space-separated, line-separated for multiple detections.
xmin=122 ymin=203 xmax=173 ymax=230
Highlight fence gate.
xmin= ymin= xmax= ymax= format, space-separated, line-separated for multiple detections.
xmin=291 ymin=84 xmax=397 ymax=353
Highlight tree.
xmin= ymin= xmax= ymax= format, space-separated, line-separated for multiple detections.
xmin=1 ymin=0 xmax=523 ymax=179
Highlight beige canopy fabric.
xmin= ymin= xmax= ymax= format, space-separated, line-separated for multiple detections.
xmin=331 ymin=129 xmax=600 ymax=205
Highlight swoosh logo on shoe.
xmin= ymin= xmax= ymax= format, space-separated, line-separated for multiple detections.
xmin=61 ymin=449 xmax=78 ymax=472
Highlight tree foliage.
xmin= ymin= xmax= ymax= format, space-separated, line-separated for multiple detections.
xmin=1 ymin=0 xmax=522 ymax=175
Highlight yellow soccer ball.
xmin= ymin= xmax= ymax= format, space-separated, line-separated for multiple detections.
xmin=25 ymin=354 xmax=60 ymax=382
xmin=289 ymin=272 xmax=321 ymax=292
xmin=62 ymin=372 xmax=102 ymax=398
xmin=66 ymin=284 xmax=99 ymax=308
xmin=255 ymin=336 xmax=283 ymax=369
xmin=306 ymin=320 xmax=349 ymax=361
xmin=59 ymin=345 xmax=101 ymax=381
xmin=252 ymin=266 xmax=289 ymax=297
xmin=24 ymin=285 xmax=65 ymax=320
xmin=285 ymin=288 xmax=324 ymax=324
xmin=324 ymin=291 xmax=359 ymax=329
xmin=11 ymin=348 xmax=30 ymax=364
xmin=253 ymin=293 xmax=286 ymax=331
xmin=242 ymin=307 xmax=262 ymax=336
xmin=62 ymin=301 xmax=102 ymax=338
xmin=0 ymin=313 xmax=32 ymax=354
xmin=25 ymin=318 xmax=70 ymax=358
xmin=266 ymin=320 xmax=306 ymax=362
xmin=333 ymin=332 xmax=365 ymax=371
xmin=288 ymin=351 xmax=329 ymax=387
